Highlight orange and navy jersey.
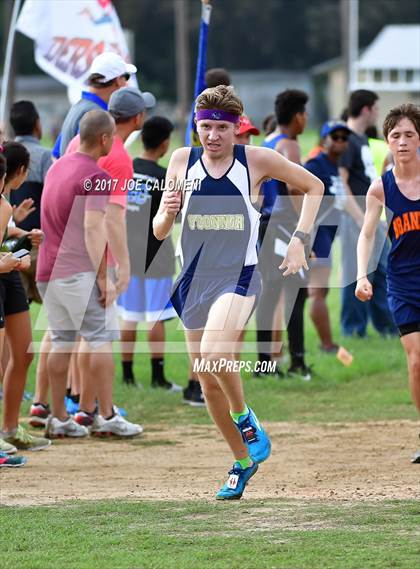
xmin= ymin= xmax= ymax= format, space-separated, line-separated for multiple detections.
xmin=383 ymin=169 xmax=420 ymax=298
xmin=391 ymin=210 xmax=420 ymax=241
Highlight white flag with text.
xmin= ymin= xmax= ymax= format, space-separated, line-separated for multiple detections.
xmin=17 ymin=0 xmax=133 ymax=87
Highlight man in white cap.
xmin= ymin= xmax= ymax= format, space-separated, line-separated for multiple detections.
xmin=52 ymin=52 xmax=155 ymax=158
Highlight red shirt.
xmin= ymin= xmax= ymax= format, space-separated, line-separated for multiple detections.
xmin=66 ymin=134 xmax=132 ymax=209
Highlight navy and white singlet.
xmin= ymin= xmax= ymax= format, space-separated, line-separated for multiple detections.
xmin=383 ymin=169 xmax=420 ymax=330
xmin=171 ymin=145 xmax=262 ymax=329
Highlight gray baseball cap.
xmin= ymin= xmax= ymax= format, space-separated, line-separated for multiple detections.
xmin=108 ymin=86 xmax=156 ymax=119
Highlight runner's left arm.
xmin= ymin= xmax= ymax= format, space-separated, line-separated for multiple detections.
xmin=252 ymin=147 xmax=324 ymax=232
xmin=250 ymin=146 xmax=324 ymax=275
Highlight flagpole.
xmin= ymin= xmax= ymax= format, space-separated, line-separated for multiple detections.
xmin=185 ymin=0 xmax=212 ymax=145
xmin=174 ymin=0 xmax=190 ymax=139
xmin=0 ymin=0 xmax=22 ymax=130
xmin=348 ymin=0 xmax=359 ymax=91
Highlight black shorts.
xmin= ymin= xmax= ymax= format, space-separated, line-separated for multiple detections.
xmin=0 ymin=271 xmax=30 ymax=329
xmin=398 ymin=321 xmax=420 ymax=337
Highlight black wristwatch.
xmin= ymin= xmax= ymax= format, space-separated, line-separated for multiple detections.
xmin=292 ymin=230 xmax=311 ymax=246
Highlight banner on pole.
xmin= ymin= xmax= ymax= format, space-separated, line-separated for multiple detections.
xmin=17 ymin=0 xmax=133 ymax=87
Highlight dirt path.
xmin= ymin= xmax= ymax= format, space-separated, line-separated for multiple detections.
xmin=1 ymin=420 xmax=419 ymax=506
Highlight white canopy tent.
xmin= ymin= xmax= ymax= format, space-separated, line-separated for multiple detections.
xmin=354 ymin=25 xmax=420 ymax=92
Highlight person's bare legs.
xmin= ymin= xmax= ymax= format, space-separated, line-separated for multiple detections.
xmin=185 ymin=328 xmax=248 ymax=460
xmin=1 ymin=338 xmax=9 ymax=384
xmin=201 ymin=293 xmax=255 ymax=412
xmin=77 ymin=340 xmax=94 ymax=413
xmin=401 ymin=332 xmax=420 ymax=413
xmin=272 ymin=291 xmax=284 ymax=359
xmin=148 ymin=320 xmax=164 ymax=357
xmin=121 ymin=319 xmax=137 ymax=362
xmin=309 ymin=266 xmax=337 ymax=350
xmin=2 ymin=311 xmax=34 ymax=431
xmin=0 ymin=328 xmax=5 ymax=380
xmin=68 ymin=347 xmax=81 ymax=395
xmin=120 ymin=320 xmax=137 ymax=384
xmin=33 ymin=331 xmax=51 ymax=405
xmin=235 ymin=328 xmax=245 ymax=362
xmin=78 ymin=339 xmax=114 ymax=418
xmin=48 ymin=347 xmax=72 ymax=421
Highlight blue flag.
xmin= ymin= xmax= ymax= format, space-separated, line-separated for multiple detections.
xmin=185 ymin=1 xmax=212 ymax=146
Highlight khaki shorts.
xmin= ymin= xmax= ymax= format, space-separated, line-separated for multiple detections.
xmin=37 ymin=272 xmax=120 ymax=349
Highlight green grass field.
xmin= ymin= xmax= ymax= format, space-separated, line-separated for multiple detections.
xmin=1 ymin=130 xmax=419 ymax=569
xmin=2 ymin=499 xmax=420 ymax=569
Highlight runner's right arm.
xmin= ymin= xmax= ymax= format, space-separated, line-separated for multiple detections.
xmin=153 ymin=148 xmax=189 ymax=240
xmin=355 ymin=178 xmax=384 ymax=301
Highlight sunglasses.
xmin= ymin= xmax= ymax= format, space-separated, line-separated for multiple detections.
xmin=330 ymin=133 xmax=348 ymax=142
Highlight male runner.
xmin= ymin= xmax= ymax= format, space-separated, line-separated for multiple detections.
xmin=356 ymin=103 xmax=420 ymax=464
xmin=153 ymin=85 xmax=324 ymax=499
xmin=306 ymin=120 xmax=351 ymax=352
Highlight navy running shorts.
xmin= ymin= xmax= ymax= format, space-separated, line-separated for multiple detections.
xmin=387 ymin=294 xmax=420 ymax=337
xmin=171 ymin=264 xmax=262 ymax=330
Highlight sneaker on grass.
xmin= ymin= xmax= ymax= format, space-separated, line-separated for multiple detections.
xmin=183 ymin=381 xmax=206 ymax=407
xmin=0 ymin=451 xmax=27 ymax=468
xmin=253 ymin=361 xmax=284 ymax=379
xmin=46 ymin=416 xmax=88 ymax=439
xmin=287 ymin=364 xmax=312 ymax=382
xmin=91 ymin=414 xmax=143 ymax=438
xmin=2 ymin=425 xmax=51 ymax=451
xmin=216 ymin=462 xmax=258 ymax=500
xmin=151 ymin=378 xmax=183 ymax=393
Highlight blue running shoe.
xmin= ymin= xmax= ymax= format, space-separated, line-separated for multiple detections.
xmin=65 ymin=397 xmax=80 ymax=415
xmin=235 ymin=408 xmax=271 ymax=464
xmin=216 ymin=462 xmax=258 ymax=500
xmin=0 ymin=451 xmax=27 ymax=468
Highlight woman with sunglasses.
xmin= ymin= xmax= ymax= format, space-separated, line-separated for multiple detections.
xmin=305 ymin=121 xmax=351 ymax=353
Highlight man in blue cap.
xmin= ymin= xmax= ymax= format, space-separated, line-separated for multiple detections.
xmin=305 ymin=120 xmax=351 ymax=352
